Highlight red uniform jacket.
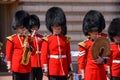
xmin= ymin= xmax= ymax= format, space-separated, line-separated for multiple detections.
xmin=107 ymin=43 xmax=120 ymax=77
xmin=6 ymin=34 xmax=32 ymax=73
xmin=30 ymin=34 xmax=43 ymax=67
xmin=78 ymin=39 xmax=107 ymax=80
xmin=41 ymin=34 xmax=71 ymax=76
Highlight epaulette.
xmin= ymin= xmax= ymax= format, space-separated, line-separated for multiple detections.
xmin=66 ymin=36 xmax=71 ymax=43
xmin=43 ymin=37 xmax=48 ymax=41
xmin=6 ymin=34 xmax=16 ymax=42
xmin=78 ymin=39 xmax=88 ymax=48
xmin=42 ymin=36 xmax=48 ymax=41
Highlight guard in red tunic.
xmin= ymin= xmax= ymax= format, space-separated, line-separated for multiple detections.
xmin=6 ymin=10 xmax=32 ymax=80
xmin=107 ymin=18 xmax=120 ymax=80
xmin=41 ymin=7 xmax=72 ymax=80
xmin=77 ymin=10 xmax=107 ymax=80
xmin=26 ymin=14 xmax=43 ymax=80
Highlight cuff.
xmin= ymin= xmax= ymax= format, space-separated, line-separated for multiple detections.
xmin=106 ymin=66 xmax=110 ymax=74
xmin=7 ymin=61 xmax=11 ymax=70
xmin=43 ymin=64 xmax=48 ymax=72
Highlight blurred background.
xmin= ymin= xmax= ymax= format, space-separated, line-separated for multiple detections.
xmin=0 ymin=0 xmax=120 ymax=79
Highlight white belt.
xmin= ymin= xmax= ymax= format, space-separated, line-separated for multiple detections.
xmin=112 ymin=60 xmax=120 ymax=64
xmin=49 ymin=55 xmax=66 ymax=59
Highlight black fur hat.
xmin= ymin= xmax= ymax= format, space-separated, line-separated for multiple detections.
xmin=23 ymin=14 xmax=40 ymax=33
xmin=108 ymin=18 xmax=120 ymax=42
xmin=83 ymin=10 xmax=105 ymax=36
xmin=12 ymin=10 xmax=29 ymax=30
xmin=45 ymin=7 xmax=67 ymax=35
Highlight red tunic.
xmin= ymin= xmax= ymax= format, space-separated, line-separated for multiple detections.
xmin=107 ymin=43 xmax=120 ymax=77
xmin=30 ymin=34 xmax=43 ymax=67
xmin=6 ymin=34 xmax=32 ymax=73
xmin=41 ymin=34 xmax=71 ymax=76
xmin=78 ymin=39 xmax=107 ymax=80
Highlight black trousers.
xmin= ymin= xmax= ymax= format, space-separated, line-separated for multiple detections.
xmin=12 ymin=72 xmax=30 ymax=80
xmin=48 ymin=75 xmax=67 ymax=80
xmin=111 ymin=76 xmax=120 ymax=80
xmin=30 ymin=67 xmax=43 ymax=80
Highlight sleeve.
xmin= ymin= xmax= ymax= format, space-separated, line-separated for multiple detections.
xmin=78 ymin=46 xmax=86 ymax=69
xmin=77 ymin=43 xmax=86 ymax=75
xmin=6 ymin=40 xmax=13 ymax=62
xmin=41 ymin=37 xmax=49 ymax=72
xmin=106 ymin=50 xmax=112 ymax=74
xmin=107 ymin=50 xmax=112 ymax=66
xmin=66 ymin=39 xmax=72 ymax=71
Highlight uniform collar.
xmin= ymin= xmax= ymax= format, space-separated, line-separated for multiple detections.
xmin=53 ymin=34 xmax=60 ymax=36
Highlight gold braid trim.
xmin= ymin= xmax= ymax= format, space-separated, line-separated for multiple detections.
xmin=6 ymin=35 xmax=13 ymax=42
xmin=42 ymin=36 xmax=48 ymax=41
xmin=6 ymin=34 xmax=16 ymax=42
xmin=66 ymin=36 xmax=71 ymax=43
xmin=78 ymin=40 xmax=88 ymax=48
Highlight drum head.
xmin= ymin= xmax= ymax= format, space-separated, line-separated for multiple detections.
xmin=92 ymin=37 xmax=110 ymax=59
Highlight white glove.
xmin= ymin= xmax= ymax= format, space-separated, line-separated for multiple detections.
xmin=81 ymin=69 xmax=84 ymax=80
xmin=43 ymin=64 xmax=48 ymax=76
xmin=70 ymin=63 xmax=73 ymax=71
xmin=106 ymin=66 xmax=111 ymax=79
xmin=7 ymin=61 xmax=11 ymax=71
xmin=106 ymin=66 xmax=110 ymax=74
xmin=43 ymin=64 xmax=48 ymax=73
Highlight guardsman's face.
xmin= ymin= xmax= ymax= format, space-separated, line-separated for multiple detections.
xmin=113 ymin=36 xmax=120 ymax=44
xmin=89 ymin=31 xmax=100 ymax=40
xmin=17 ymin=27 xmax=27 ymax=35
xmin=51 ymin=25 xmax=62 ymax=35
xmin=31 ymin=26 xmax=39 ymax=32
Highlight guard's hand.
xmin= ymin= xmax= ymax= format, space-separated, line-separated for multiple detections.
xmin=106 ymin=66 xmax=111 ymax=79
xmin=94 ymin=56 xmax=103 ymax=64
xmin=106 ymin=74 xmax=111 ymax=79
xmin=43 ymin=72 xmax=48 ymax=77
xmin=67 ymin=71 xmax=73 ymax=79
xmin=7 ymin=61 xmax=11 ymax=72
xmin=42 ymin=68 xmax=48 ymax=77
xmin=79 ymin=75 xmax=84 ymax=80
xmin=79 ymin=69 xmax=84 ymax=80
xmin=23 ymin=42 xmax=29 ymax=48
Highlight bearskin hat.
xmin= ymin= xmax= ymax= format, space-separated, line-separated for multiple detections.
xmin=12 ymin=10 xmax=29 ymax=30
xmin=83 ymin=10 xmax=105 ymax=36
xmin=108 ymin=18 xmax=120 ymax=42
xmin=45 ymin=7 xmax=67 ymax=35
xmin=23 ymin=14 xmax=40 ymax=33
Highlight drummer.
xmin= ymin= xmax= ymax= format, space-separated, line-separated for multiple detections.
xmin=77 ymin=10 xmax=108 ymax=80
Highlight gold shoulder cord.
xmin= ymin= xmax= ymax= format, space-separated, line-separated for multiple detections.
xmin=78 ymin=40 xmax=87 ymax=48
xmin=6 ymin=34 xmax=15 ymax=42
xmin=43 ymin=36 xmax=48 ymax=41
xmin=66 ymin=37 xmax=71 ymax=43
xmin=19 ymin=34 xmax=32 ymax=65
